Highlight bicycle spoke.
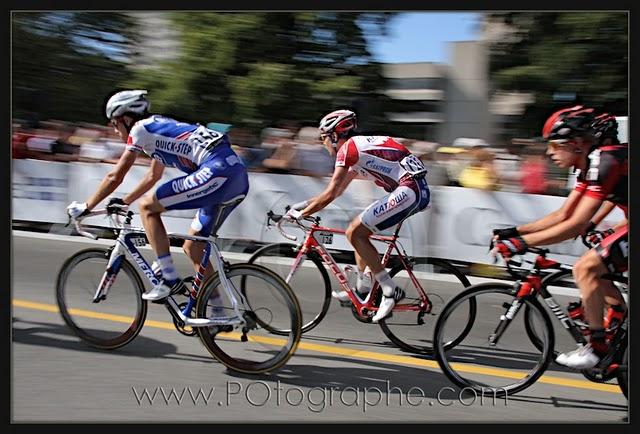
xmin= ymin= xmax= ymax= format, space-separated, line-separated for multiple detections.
xmin=435 ymin=284 xmax=553 ymax=395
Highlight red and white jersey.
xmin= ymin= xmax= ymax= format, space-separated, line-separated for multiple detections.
xmin=335 ymin=136 xmax=425 ymax=192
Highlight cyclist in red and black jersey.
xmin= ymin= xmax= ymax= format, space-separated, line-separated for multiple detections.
xmin=492 ymin=106 xmax=628 ymax=369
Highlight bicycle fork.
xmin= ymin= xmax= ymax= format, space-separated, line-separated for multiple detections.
xmin=93 ymin=242 xmax=129 ymax=303
xmin=489 ymin=276 xmax=541 ymax=346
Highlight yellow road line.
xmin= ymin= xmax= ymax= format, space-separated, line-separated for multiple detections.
xmin=12 ymin=298 xmax=622 ymax=394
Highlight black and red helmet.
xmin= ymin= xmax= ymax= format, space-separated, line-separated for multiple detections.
xmin=542 ymin=105 xmax=597 ymax=142
xmin=590 ymin=112 xmax=619 ymax=143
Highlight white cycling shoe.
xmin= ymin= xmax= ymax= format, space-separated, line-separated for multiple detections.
xmin=555 ymin=344 xmax=602 ymax=370
xmin=332 ymin=290 xmax=352 ymax=302
xmin=372 ymin=287 xmax=405 ymax=323
xmin=332 ymin=286 xmax=371 ymax=303
xmin=142 ymin=279 xmax=183 ymax=301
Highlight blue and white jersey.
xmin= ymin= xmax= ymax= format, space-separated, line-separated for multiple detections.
xmin=127 ymin=115 xmax=229 ymax=173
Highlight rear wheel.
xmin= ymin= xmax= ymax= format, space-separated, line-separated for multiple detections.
xmin=196 ymin=263 xmax=302 ymax=374
xmin=378 ymin=258 xmax=475 ymax=354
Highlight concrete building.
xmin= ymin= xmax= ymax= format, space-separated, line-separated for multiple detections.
xmin=381 ymin=40 xmax=493 ymax=145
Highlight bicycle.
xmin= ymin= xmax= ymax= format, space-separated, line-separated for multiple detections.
xmin=433 ymin=245 xmax=628 ymax=397
xmin=245 ymin=207 xmax=475 ymax=355
xmin=56 ymin=204 xmax=302 ymax=374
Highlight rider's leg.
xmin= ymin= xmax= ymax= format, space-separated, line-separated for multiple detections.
xmin=346 ymin=220 xmax=375 ymax=295
xmin=353 ymin=252 xmax=372 ymax=293
xmin=139 ymin=193 xmax=170 ymax=259
xmin=556 ymin=240 xmax=627 ymax=369
xmin=573 ymin=250 xmax=610 ymax=352
xmin=352 ymin=179 xmax=429 ymax=322
xmin=139 ymin=193 xmax=184 ymax=300
xmin=183 ymin=227 xmax=215 ymax=281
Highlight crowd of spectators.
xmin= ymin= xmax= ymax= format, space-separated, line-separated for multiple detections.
xmin=12 ymin=118 xmax=574 ymax=196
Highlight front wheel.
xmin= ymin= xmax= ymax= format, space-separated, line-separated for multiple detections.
xmin=434 ymin=283 xmax=554 ymax=396
xmin=246 ymin=243 xmax=331 ymax=335
xmin=378 ymin=258 xmax=475 ymax=354
xmin=55 ymin=248 xmax=147 ymax=349
xmin=196 ymin=263 xmax=302 ymax=374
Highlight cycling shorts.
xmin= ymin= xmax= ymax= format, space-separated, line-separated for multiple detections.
xmin=359 ymin=176 xmax=430 ymax=233
xmin=595 ymin=224 xmax=628 ymax=273
xmin=155 ymin=145 xmax=249 ymax=237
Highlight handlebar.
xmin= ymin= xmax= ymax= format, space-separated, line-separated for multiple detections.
xmin=266 ymin=209 xmax=320 ymax=242
xmin=68 ymin=207 xmax=134 ymax=240
xmin=489 ymin=237 xmax=552 ymax=278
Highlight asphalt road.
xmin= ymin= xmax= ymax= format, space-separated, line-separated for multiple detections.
xmin=11 ymin=231 xmax=628 ymax=423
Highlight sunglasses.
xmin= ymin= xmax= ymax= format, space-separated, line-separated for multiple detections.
xmin=547 ymin=139 xmax=576 ymax=150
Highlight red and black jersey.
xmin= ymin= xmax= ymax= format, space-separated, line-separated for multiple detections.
xmin=574 ymin=144 xmax=628 ymax=216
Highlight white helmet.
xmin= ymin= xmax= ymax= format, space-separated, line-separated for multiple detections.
xmin=319 ymin=109 xmax=357 ymax=136
xmin=105 ymin=90 xmax=150 ymax=120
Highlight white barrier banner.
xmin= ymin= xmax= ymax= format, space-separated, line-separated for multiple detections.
xmin=12 ymin=159 xmax=69 ymax=222
xmin=13 ymin=160 xmax=625 ymax=265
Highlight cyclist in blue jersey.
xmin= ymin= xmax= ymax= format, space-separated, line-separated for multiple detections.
xmin=67 ymin=90 xmax=249 ymax=301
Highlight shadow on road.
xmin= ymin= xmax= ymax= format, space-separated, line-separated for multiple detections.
xmin=224 ymin=352 xmax=455 ymax=398
xmin=508 ymin=394 xmax=628 ymax=413
xmin=12 ymin=317 xmax=216 ymax=364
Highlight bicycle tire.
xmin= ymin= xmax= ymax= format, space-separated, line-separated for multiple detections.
xmin=196 ymin=263 xmax=302 ymax=374
xmin=617 ymin=345 xmax=628 ymax=399
xmin=379 ymin=257 xmax=475 ymax=354
xmin=523 ymin=268 xmax=574 ymax=356
xmin=245 ymin=242 xmax=331 ymax=335
xmin=55 ymin=248 xmax=147 ymax=350
xmin=434 ymin=283 xmax=555 ymax=396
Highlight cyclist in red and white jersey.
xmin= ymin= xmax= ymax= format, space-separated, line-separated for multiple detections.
xmin=284 ymin=110 xmax=431 ymax=322
xmin=492 ymin=106 xmax=628 ymax=369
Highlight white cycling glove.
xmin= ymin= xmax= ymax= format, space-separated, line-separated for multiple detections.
xmin=67 ymin=201 xmax=88 ymax=219
xmin=291 ymin=200 xmax=309 ymax=211
xmin=284 ymin=208 xmax=303 ymax=221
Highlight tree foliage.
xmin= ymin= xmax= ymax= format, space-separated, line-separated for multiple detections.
xmin=12 ymin=12 xmax=139 ymax=124
xmin=487 ymin=12 xmax=628 ymax=136
xmin=125 ymin=12 xmax=395 ymax=131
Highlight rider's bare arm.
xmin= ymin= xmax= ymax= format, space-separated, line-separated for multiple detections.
xmin=300 ymin=166 xmax=353 ymax=217
xmin=522 ymin=195 xmax=602 ymax=246
xmin=122 ymin=159 xmax=165 ymax=205
xmin=590 ymin=200 xmax=617 ymax=227
xmin=612 ymin=218 xmax=628 ymax=231
xmin=85 ymin=150 xmax=138 ymax=210
xmin=516 ymin=189 xmax=583 ymax=235
xmin=336 ymin=169 xmax=358 ymax=196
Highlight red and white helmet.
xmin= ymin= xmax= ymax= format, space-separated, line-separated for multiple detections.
xmin=319 ymin=109 xmax=357 ymax=137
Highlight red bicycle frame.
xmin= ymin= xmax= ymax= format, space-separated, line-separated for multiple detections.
xmin=284 ymin=218 xmax=432 ymax=319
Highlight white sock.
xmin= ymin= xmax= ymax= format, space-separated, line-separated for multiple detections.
xmin=374 ymin=270 xmax=396 ymax=297
xmin=357 ymin=267 xmax=372 ymax=293
xmin=156 ymin=253 xmax=179 ymax=282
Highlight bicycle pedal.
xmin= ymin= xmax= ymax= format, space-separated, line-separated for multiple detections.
xmin=339 ymin=300 xmax=352 ymax=308
xmin=151 ymin=298 xmax=168 ymax=305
